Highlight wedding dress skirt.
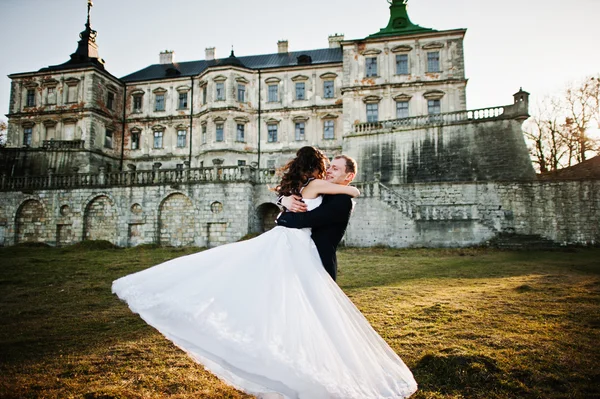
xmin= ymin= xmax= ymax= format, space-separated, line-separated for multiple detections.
xmin=112 ymin=197 xmax=417 ymax=398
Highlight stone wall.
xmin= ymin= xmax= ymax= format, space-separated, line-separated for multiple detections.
xmin=0 ymin=177 xmax=598 ymax=248
xmin=0 ymin=181 xmax=265 ymax=247
xmin=344 ymin=116 xmax=535 ymax=184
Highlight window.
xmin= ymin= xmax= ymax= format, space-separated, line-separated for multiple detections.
xmin=133 ymin=95 xmax=143 ymax=112
xmin=237 ymin=160 xmax=246 ymax=167
xmin=267 ymin=124 xmax=278 ymax=142
xmin=107 ymin=92 xmax=115 ymax=110
xmin=323 ymin=81 xmax=334 ymax=99
xmin=67 ymin=84 xmax=77 ymax=103
xmin=216 ymin=123 xmax=224 ymax=142
xmin=178 ymin=92 xmax=188 ymax=109
xmin=26 ymin=89 xmax=35 ymax=107
xmin=177 ymin=129 xmax=187 ymax=147
xmin=428 ymin=99 xmax=441 ymax=114
xmin=153 ymin=131 xmax=163 ymax=148
xmin=396 ymin=54 xmax=409 ymax=75
xmin=295 ymin=122 xmax=305 ymax=141
xmin=323 ymin=120 xmax=335 ymax=140
xmin=236 ymin=124 xmax=245 ymax=142
xmin=366 ymin=57 xmax=378 ymax=77
xmin=104 ymin=129 xmax=113 ymax=149
xmin=131 ymin=132 xmax=140 ymax=150
xmin=46 ymin=87 xmax=56 ymax=105
xmin=45 ymin=125 xmax=56 ymax=140
xmin=64 ymin=123 xmax=75 ymax=140
xmin=155 ymin=94 xmax=165 ymax=111
xmin=216 ymin=83 xmax=225 ymax=101
xmin=268 ymin=84 xmax=278 ymax=102
xmin=366 ymin=103 xmax=379 ymax=123
xmin=202 ymin=86 xmax=207 ymax=104
xmin=267 ymin=159 xmax=276 ymax=169
xmin=237 ymin=84 xmax=246 ymax=102
xmin=427 ymin=52 xmax=440 ymax=72
xmin=23 ymin=127 xmax=32 ymax=146
xmin=396 ymin=101 xmax=409 ymax=119
xmin=295 ymin=82 xmax=305 ymax=100
xmin=202 ymin=125 xmax=207 ymax=144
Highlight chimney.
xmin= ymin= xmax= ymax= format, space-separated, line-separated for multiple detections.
xmin=159 ymin=50 xmax=174 ymax=64
xmin=278 ymin=40 xmax=288 ymax=54
xmin=328 ymin=34 xmax=344 ymax=48
xmin=205 ymin=47 xmax=215 ymax=61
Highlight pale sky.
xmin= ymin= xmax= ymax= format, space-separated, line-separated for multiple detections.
xmin=1 ymin=0 xmax=599 ymax=122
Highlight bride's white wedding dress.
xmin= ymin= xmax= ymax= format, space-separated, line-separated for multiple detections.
xmin=112 ymin=196 xmax=417 ymax=398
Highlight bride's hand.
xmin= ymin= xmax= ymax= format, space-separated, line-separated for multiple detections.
xmin=281 ymin=195 xmax=308 ymax=213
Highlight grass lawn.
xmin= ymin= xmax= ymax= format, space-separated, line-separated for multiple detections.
xmin=1 ymin=242 xmax=599 ymax=399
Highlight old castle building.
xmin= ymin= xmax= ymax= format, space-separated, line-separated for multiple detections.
xmin=5 ymin=1 xmax=472 ymax=175
xmin=1 ymin=1 xmax=597 ymax=248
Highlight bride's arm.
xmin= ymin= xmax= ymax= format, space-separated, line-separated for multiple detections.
xmin=304 ymin=179 xmax=360 ymax=198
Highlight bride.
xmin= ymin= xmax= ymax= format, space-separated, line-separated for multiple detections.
xmin=112 ymin=146 xmax=417 ymax=398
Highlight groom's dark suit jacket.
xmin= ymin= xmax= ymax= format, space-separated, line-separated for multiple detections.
xmin=276 ymin=194 xmax=353 ymax=281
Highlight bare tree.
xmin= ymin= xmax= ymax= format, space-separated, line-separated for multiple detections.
xmin=525 ymin=75 xmax=600 ymax=172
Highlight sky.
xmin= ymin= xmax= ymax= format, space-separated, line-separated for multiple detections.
xmin=1 ymin=0 xmax=599 ymax=122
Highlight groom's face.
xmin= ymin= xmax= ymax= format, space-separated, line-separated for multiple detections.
xmin=326 ymin=158 xmax=352 ymax=185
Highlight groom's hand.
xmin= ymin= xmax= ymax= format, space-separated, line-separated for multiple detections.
xmin=281 ymin=195 xmax=307 ymax=213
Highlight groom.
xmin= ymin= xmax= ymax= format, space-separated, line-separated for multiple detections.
xmin=276 ymin=155 xmax=357 ymax=281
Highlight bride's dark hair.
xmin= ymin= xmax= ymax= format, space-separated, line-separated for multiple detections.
xmin=275 ymin=146 xmax=328 ymax=196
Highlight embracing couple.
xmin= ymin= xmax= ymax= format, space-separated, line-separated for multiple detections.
xmin=112 ymin=146 xmax=417 ymax=399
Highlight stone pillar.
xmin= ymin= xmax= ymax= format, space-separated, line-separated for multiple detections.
xmin=47 ymin=168 xmax=55 ymax=189
xmin=98 ymin=167 xmax=106 ymax=185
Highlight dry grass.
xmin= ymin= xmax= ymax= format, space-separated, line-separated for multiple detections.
xmin=1 ymin=243 xmax=599 ymax=398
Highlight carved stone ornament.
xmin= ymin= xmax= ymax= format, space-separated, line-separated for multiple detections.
xmin=265 ymin=77 xmax=281 ymax=84
xmin=291 ymin=75 xmax=309 ymax=82
xmin=391 ymin=45 xmax=413 ymax=53
xmin=320 ymin=72 xmax=338 ymax=80
xmin=234 ymin=116 xmax=249 ymax=123
xmin=393 ymin=93 xmax=412 ymax=102
xmin=292 ymin=115 xmax=309 ymax=122
xmin=423 ymin=90 xmax=445 ymax=100
xmin=361 ymin=48 xmax=383 ymax=56
xmin=362 ymin=95 xmax=383 ymax=104
xmin=422 ymin=41 xmax=444 ymax=50
xmin=64 ymin=77 xmax=80 ymax=86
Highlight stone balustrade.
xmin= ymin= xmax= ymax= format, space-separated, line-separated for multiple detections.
xmin=353 ymin=106 xmax=508 ymax=134
xmin=41 ymin=140 xmax=85 ymax=149
xmin=0 ymin=165 xmax=281 ymax=191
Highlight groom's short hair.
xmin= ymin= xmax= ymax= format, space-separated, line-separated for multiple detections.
xmin=334 ymin=155 xmax=357 ymax=174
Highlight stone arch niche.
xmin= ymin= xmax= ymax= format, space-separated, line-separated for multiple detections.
xmin=15 ymin=199 xmax=46 ymax=244
xmin=255 ymin=203 xmax=280 ymax=233
xmin=158 ymin=193 xmax=196 ymax=247
xmin=83 ymin=195 xmax=118 ymax=244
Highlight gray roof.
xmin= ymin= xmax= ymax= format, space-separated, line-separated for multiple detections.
xmin=121 ymin=48 xmax=343 ymax=83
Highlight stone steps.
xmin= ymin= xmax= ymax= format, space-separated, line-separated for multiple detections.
xmin=488 ymin=233 xmax=560 ymax=250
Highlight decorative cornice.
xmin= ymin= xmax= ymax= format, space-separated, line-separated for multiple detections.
xmin=152 ymin=124 xmax=166 ymax=131
xmin=319 ymin=72 xmax=338 ymax=80
xmin=423 ymin=90 xmax=445 ymax=100
xmin=265 ymin=117 xmax=280 ymax=124
xmin=321 ymin=113 xmax=339 ymax=119
xmin=361 ymin=48 xmax=382 ymax=56
xmin=213 ymin=75 xmax=227 ymax=82
xmin=176 ymin=85 xmax=191 ymax=92
xmin=41 ymin=79 xmax=59 ymax=87
xmin=42 ymin=119 xmax=58 ymax=127
xmin=64 ymin=78 xmax=80 ymax=86
xmin=235 ymin=76 xmax=249 ymax=84
xmin=422 ymin=41 xmax=445 ymax=50
xmin=130 ymin=89 xmax=145 ymax=96
xmin=393 ymin=93 xmax=412 ymax=102
xmin=292 ymin=115 xmax=309 ymax=122
xmin=152 ymin=87 xmax=167 ymax=94
xmin=265 ymin=77 xmax=281 ymax=84
xmin=291 ymin=75 xmax=309 ymax=82
xmin=234 ymin=116 xmax=250 ymax=123
xmin=362 ymin=95 xmax=382 ymax=104
xmin=391 ymin=45 xmax=413 ymax=53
